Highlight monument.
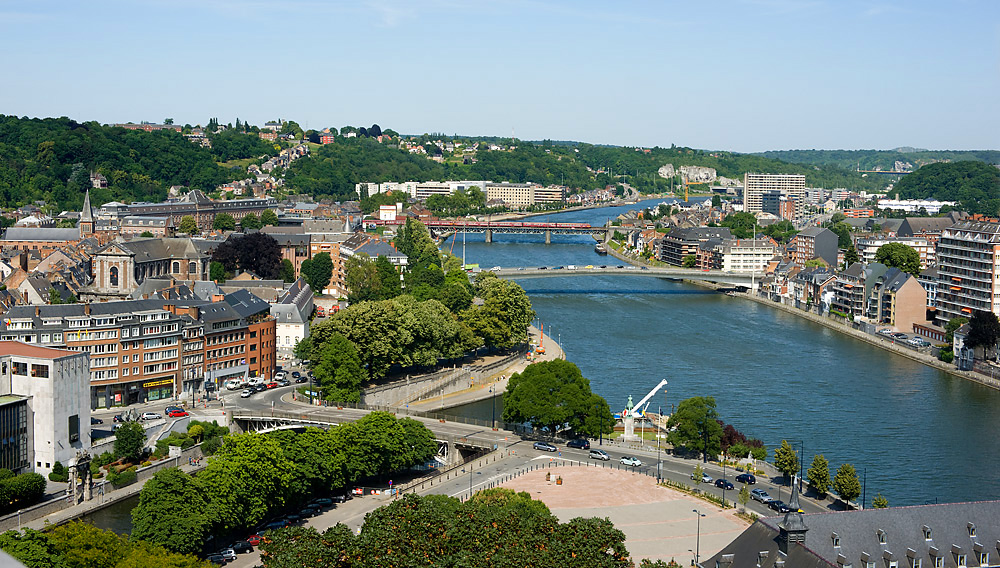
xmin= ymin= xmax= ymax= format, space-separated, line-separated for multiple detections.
xmin=621 ymin=395 xmax=638 ymax=441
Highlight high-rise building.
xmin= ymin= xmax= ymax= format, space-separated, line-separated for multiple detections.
xmin=935 ymin=219 xmax=1000 ymax=324
xmin=743 ymin=173 xmax=806 ymax=215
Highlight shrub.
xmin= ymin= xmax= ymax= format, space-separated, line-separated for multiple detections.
xmin=108 ymin=466 xmax=137 ymax=487
xmin=141 ymin=461 xmax=152 ymax=468
xmin=48 ymin=462 xmax=68 ymax=482
xmin=201 ymin=436 xmax=222 ymax=456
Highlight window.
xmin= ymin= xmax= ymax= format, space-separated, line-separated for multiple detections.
xmin=979 ymin=553 xmax=988 ymax=565
xmin=188 ymin=261 xmax=196 ymax=273
xmin=68 ymin=415 xmax=79 ymax=443
xmin=923 ymin=526 xmax=932 ymax=540
xmin=912 ymin=559 xmax=921 ymax=568
xmin=172 ymin=261 xmax=180 ymax=273
xmin=956 ymin=554 xmax=966 ymax=568
xmin=123 ymin=368 xmax=129 ymax=376
xmin=110 ymin=266 xmax=119 ymax=287
xmin=12 ymin=362 xmax=27 ymax=376
xmin=877 ymin=530 xmax=886 ymax=545
xmin=933 ymin=557 xmax=943 ymax=568
xmin=31 ymin=364 xmax=49 ymax=378
xmin=967 ymin=523 xmax=976 ymax=537
xmin=832 ymin=534 xmax=841 ymax=548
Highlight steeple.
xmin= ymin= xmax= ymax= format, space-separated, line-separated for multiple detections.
xmin=777 ymin=475 xmax=808 ymax=554
xmin=79 ymin=189 xmax=95 ymax=237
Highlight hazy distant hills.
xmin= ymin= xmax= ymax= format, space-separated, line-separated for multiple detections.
xmin=752 ymin=149 xmax=1000 ymax=171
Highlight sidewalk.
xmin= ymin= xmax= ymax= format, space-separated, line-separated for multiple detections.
xmin=406 ymin=325 xmax=563 ymax=412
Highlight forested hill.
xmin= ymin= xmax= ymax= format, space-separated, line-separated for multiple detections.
xmin=891 ymin=161 xmax=1000 ymax=215
xmin=285 ymin=136 xmax=888 ymax=201
xmin=753 ymin=148 xmax=1000 ymax=171
xmin=0 ymin=115 xmax=240 ymax=212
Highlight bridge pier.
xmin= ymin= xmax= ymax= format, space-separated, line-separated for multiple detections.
xmin=485 ymin=229 xmax=492 ymax=243
xmin=545 ymin=229 xmax=551 ymax=244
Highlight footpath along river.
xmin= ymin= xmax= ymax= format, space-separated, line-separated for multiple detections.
xmin=447 ymin=198 xmax=1000 ymax=507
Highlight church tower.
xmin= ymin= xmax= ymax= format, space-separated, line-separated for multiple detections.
xmin=79 ymin=189 xmax=95 ymax=237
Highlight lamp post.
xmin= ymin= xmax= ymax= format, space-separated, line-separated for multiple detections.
xmin=656 ymin=404 xmax=661 ymax=482
xmin=596 ymin=402 xmax=603 ymax=446
xmin=722 ymin=458 xmax=727 ymax=507
xmin=490 ymin=385 xmax=496 ymax=429
xmin=693 ymin=509 xmax=706 ymax=566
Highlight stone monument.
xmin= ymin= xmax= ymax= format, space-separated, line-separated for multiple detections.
xmin=622 ymin=395 xmax=637 ymax=441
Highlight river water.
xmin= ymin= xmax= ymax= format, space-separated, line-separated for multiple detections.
xmin=447 ymin=199 xmax=1000 ymax=507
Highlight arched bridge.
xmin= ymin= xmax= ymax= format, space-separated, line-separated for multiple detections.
xmin=492 ymin=266 xmax=763 ymax=285
xmin=367 ymin=219 xmax=643 ymax=243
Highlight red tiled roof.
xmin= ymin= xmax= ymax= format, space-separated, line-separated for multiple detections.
xmin=0 ymin=341 xmax=80 ymax=360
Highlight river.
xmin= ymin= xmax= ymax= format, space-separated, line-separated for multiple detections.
xmin=446 ymin=198 xmax=1000 ymax=507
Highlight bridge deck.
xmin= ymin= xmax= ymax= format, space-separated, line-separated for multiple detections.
xmin=494 ymin=266 xmax=761 ymax=283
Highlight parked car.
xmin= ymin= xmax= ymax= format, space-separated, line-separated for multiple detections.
xmin=692 ymin=471 xmax=712 ymax=483
xmin=240 ymin=389 xmax=253 ymax=398
xmin=140 ymin=412 xmax=160 ymax=421
xmin=262 ymin=520 xmax=288 ymax=532
xmin=589 ymin=449 xmax=610 ymax=461
xmin=220 ymin=549 xmax=237 ymax=562
xmin=167 ymin=410 xmax=189 ymax=418
xmin=292 ymin=371 xmax=301 ymax=378
xmin=295 ymin=376 xmax=308 ymax=384
xmin=113 ymin=414 xmax=125 ymax=423
xmin=277 ymin=378 xmax=291 ymax=387
xmin=768 ymin=500 xmax=792 ymax=513
xmin=750 ymin=488 xmax=772 ymax=503
xmin=533 ymin=441 xmax=557 ymax=452
xmin=312 ymin=497 xmax=334 ymax=508
xmin=566 ymin=439 xmax=590 ymax=450
xmin=253 ymin=384 xmax=267 ymax=393
xmin=90 ymin=417 xmax=103 ymax=425
xmin=266 ymin=382 xmax=279 ymax=389
xmin=301 ymin=505 xmax=321 ymax=517
xmin=285 ymin=514 xmax=302 ymax=525
xmin=164 ymin=405 xmax=183 ymax=415
xmin=490 ymin=266 xmax=502 ymax=271
xmin=714 ymin=478 xmax=735 ymax=490
xmin=735 ymin=473 xmax=756 ymax=484
xmin=620 ymin=456 xmax=642 ymax=467
xmin=246 ymin=534 xmax=261 ymax=546
xmin=230 ymin=541 xmax=253 ymax=554
xmin=205 ymin=554 xmax=226 ymax=565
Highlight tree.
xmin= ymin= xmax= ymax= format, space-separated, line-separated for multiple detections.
xmin=374 ymin=256 xmax=401 ymax=300
xmin=212 ymin=232 xmax=283 ymax=279
xmin=139 ymin=231 xmax=154 ymax=238
xmin=213 ymin=212 xmax=236 ymax=231
xmin=711 ymin=195 xmax=722 ymax=208
xmin=345 ymin=253 xmax=381 ymax=304
xmin=874 ymin=242 xmax=922 ymax=275
xmin=963 ymin=310 xmax=1000 ymax=358
xmin=279 ymin=259 xmax=295 ymax=283
xmin=773 ymin=440 xmax=799 ymax=484
xmin=261 ymin=209 xmax=279 ymax=226
xmin=843 ymin=246 xmax=860 ymax=267
xmin=130 ymin=468 xmax=210 ymax=555
xmin=503 ymin=360 xmax=613 ymax=437
xmin=313 ymin=333 xmax=365 ymax=403
xmin=807 ymin=454 xmax=830 ymax=498
xmin=720 ymin=211 xmax=758 ymax=238
xmin=828 ymin=222 xmax=853 ymax=249
xmin=209 ymin=261 xmax=227 ymax=282
xmin=833 ymin=463 xmax=861 ymax=505
xmin=302 ymin=252 xmax=333 ymax=293
xmin=240 ymin=213 xmax=263 ymax=230
xmin=945 ymin=316 xmax=968 ymax=343
xmin=0 ymin=528 xmax=66 ymax=568
xmin=871 ymin=493 xmax=889 ymax=509
xmin=178 ymin=215 xmax=198 ymax=235
xmin=48 ymin=288 xmax=62 ymax=305
xmin=683 ymin=254 xmax=697 ymax=268
xmin=665 ymin=397 xmax=723 ymax=460
xmin=114 ymin=422 xmax=145 ymax=463
xmin=738 ymin=484 xmax=750 ymax=512
xmin=463 ymin=278 xmax=535 ymax=351
xmin=197 ymin=433 xmax=294 ymax=531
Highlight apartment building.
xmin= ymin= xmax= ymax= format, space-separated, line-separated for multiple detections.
xmin=855 ymin=236 xmax=935 ymax=269
xmin=0 ymin=293 xmax=275 ymax=408
xmin=716 ymin=238 xmax=776 ymax=273
xmin=791 ymin=227 xmax=838 ymax=267
xmin=658 ymin=227 xmax=733 ymax=266
xmin=0 ymin=342 xmax=90 ymax=475
xmin=484 ymin=183 xmax=564 ymax=206
xmin=743 ymin=173 xmax=806 ymax=214
xmin=935 ymin=219 xmax=1000 ymax=324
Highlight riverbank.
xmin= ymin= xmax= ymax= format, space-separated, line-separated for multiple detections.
xmin=604 ymin=237 xmax=1000 ymax=392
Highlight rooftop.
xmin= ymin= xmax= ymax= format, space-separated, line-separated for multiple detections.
xmin=0 ymin=341 xmax=82 ymax=360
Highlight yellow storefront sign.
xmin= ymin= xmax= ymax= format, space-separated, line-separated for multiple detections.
xmin=143 ymin=379 xmax=173 ymax=388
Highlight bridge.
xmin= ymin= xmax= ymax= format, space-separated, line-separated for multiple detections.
xmin=367 ymin=219 xmax=642 ymax=243
xmin=493 ymin=265 xmax=762 ymax=285
xmin=230 ymin=409 xmax=501 ymax=466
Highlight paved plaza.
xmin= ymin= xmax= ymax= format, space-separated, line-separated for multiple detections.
xmin=500 ymin=466 xmax=750 ymax=564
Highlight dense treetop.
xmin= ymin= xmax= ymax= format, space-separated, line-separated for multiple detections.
xmin=891 ymin=161 xmax=1000 ymax=215
xmin=755 ymin=148 xmax=1000 ymax=171
xmin=0 ymin=115 xmax=234 ymax=211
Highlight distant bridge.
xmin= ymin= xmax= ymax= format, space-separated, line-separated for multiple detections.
xmin=367 ymin=219 xmax=642 ymax=243
xmin=493 ymin=266 xmax=762 ymax=285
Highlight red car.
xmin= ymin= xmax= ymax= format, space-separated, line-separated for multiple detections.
xmin=167 ymin=410 xmax=189 ymax=418
xmin=266 ymin=382 xmax=279 ymax=389
xmin=246 ymin=534 xmax=261 ymax=546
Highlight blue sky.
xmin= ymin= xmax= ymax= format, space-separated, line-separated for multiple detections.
xmin=1 ymin=1 xmax=997 ymax=152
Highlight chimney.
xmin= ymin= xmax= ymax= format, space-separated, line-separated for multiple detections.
xmin=212 ymin=294 xmax=225 ymax=303
xmin=189 ymin=306 xmax=200 ymax=319
xmin=84 ymin=304 xmax=91 ymax=315
xmin=35 ymin=306 xmax=40 ymax=317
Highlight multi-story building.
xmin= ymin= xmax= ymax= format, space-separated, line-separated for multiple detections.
xmin=120 ymin=216 xmax=173 ymax=238
xmin=0 ymin=342 xmax=90 ymax=475
xmin=484 ymin=183 xmax=564 ymax=207
xmin=126 ymin=189 xmax=276 ymax=231
xmin=855 ymin=236 xmax=935 ymax=268
xmin=760 ymin=192 xmax=798 ymax=221
xmin=715 ymin=238 xmax=776 ymax=274
xmin=743 ymin=173 xmax=806 ymax=214
xmin=114 ymin=123 xmax=182 ymax=133
xmin=897 ymin=213 xmax=965 ymax=245
xmin=262 ymin=231 xmax=310 ymax=278
xmin=843 ymin=208 xmax=875 ymax=218
xmin=414 ymin=182 xmax=453 ymax=200
xmin=873 ymin=269 xmax=927 ymax=332
xmin=86 ymin=237 xmax=212 ymax=300
xmin=271 ymin=279 xmax=313 ymax=356
xmin=659 ymin=227 xmax=733 ymax=266
xmin=791 ymin=227 xmax=838 ymax=267
xmin=935 ymin=219 xmax=1000 ymax=324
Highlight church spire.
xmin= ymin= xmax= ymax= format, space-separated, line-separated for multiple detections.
xmin=79 ymin=189 xmax=94 ymax=236
xmin=777 ymin=475 xmax=808 ymax=554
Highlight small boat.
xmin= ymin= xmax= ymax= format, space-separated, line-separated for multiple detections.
xmin=595 ymin=242 xmax=608 ymax=255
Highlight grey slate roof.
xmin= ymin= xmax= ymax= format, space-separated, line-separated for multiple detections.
xmin=224 ymin=289 xmax=271 ymax=318
xmin=706 ymin=500 xmax=1000 ymax=568
xmin=3 ymin=228 xmax=81 ymax=242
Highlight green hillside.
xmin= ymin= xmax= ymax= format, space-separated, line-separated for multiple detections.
xmin=0 ymin=115 xmax=236 ymax=212
xmin=892 ymin=161 xmax=1000 ymax=215
xmin=754 ymin=148 xmax=1000 ymax=171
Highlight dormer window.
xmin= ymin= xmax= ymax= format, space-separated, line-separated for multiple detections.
xmin=967 ymin=523 xmax=976 ymax=537
xmin=878 ymin=530 xmax=887 ymax=545
xmin=832 ymin=533 xmax=841 ymax=548
xmin=923 ymin=526 xmax=932 ymax=541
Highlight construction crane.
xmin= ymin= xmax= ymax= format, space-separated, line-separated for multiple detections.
xmin=620 ymin=379 xmax=668 ymax=418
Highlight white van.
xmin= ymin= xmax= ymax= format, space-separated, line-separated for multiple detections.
xmin=248 ymin=377 xmax=264 ymax=387
xmin=225 ymin=379 xmax=242 ymax=391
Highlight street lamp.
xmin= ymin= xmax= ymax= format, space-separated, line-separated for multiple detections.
xmin=656 ymin=404 xmax=662 ymax=482
xmin=693 ymin=509 xmax=706 ymax=566
xmin=595 ymin=402 xmax=603 ymax=446
xmin=490 ymin=385 xmax=496 ymax=429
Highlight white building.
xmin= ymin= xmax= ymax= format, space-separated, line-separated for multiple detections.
xmin=855 ymin=236 xmax=935 ymax=269
xmin=877 ymin=199 xmax=957 ymax=214
xmin=743 ymin=173 xmax=806 ymax=214
xmin=270 ymin=279 xmax=313 ymax=356
xmin=0 ymin=342 xmax=90 ymax=475
xmin=717 ymin=238 xmax=776 ymax=273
